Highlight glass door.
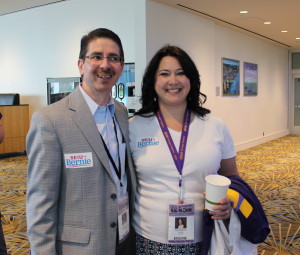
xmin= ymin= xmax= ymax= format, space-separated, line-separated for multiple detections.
xmin=292 ymin=77 xmax=300 ymax=134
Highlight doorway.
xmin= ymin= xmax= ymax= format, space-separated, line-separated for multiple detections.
xmin=291 ymin=76 xmax=300 ymax=134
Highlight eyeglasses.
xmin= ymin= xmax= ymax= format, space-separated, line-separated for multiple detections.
xmin=84 ymin=54 xmax=122 ymax=64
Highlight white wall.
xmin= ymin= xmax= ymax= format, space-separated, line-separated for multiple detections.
xmin=144 ymin=1 xmax=289 ymax=150
xmin=0 ymin=0 xmax=290 ymax=150
xmin=0 ymin=0 xmax=136 ymax=116
xmin=134 ymin=0 xmax=146 ymax=99
xmin=214 ymin=26 xmax=289 ymax=149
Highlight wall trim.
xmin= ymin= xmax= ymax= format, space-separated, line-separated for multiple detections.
xmin=235 ymin=130 xmax=290 ymax=152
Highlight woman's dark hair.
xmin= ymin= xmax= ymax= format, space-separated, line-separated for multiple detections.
xmin=135 ymin=45 xmax=210 ymax=117
xmin=79 ymin=28 xmax=124 ymax=63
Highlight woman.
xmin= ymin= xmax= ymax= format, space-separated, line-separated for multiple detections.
xmin=177 ymin=218 xmax=185 ymax=229
xmin=129 ymin=45 xmax=238 ymax=254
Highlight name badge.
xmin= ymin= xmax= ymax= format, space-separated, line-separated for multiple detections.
xmin=168 ymin=203 xmax=195 ymax=244
xmin=64 ymin=152 xmax=93 ymax=168
xmin=118 ymin=196 xmax=130 ymax=242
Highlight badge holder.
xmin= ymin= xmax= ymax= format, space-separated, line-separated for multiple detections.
xmin=167 ymin=201 xmax=195 ymax=244
xmin=118 ymin=196 xmax=130 ymax=242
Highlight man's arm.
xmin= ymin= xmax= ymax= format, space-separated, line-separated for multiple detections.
xmin=26 ymin=111 xmax=62 ymax=255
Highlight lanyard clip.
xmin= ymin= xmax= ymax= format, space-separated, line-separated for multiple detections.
xmin=178 ymin=175 xmax=184 ymax=204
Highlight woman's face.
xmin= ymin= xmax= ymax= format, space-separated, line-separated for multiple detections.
xmin=178 ymin=218 xmax=183 ymax=225
xmin=155 ymin=56 xmax=191 ymax=109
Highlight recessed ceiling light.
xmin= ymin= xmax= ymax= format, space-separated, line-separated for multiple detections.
xmin=264 ymin=21 xmax=271 ymax=25
xmin=281 ymin=30 xmax=288 ymax=33
xmin=296 ymin=38 xmax=300 ymax=40
xmin=240 ymin=11 xmax=248 ymax=14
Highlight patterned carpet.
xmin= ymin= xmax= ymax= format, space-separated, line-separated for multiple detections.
xmin=0 ymin=135 xmax=299 ymax=254
xmin=0 ymin=152 xmax=28 ymax=254
xmin=237 ymin=135 xmax=300 ymax=255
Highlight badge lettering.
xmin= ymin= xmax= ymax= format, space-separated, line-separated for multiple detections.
xmin=64 ymin=152 xmax=93 ymax=168
xmin=137 ymin=137 xmax=160 ymax=148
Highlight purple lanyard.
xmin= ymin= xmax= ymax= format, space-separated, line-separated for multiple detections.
xmin=156 ymin=108 xmax=191 ymax=202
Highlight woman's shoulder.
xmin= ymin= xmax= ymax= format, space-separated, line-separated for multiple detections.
xmin=129 ymin=113 xmax=155 ymax=124
xmin=195 ymin=113 xmax=225 ymax=126
xmin=129 ymin=114 xmax=157 ymax=135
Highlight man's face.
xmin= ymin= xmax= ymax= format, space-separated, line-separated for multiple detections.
xmin=78 ymin=37 xmax=124 ymax=100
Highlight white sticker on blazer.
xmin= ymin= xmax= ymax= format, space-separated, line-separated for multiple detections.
xmin=64 ymin=152 xmax=93 ymax=168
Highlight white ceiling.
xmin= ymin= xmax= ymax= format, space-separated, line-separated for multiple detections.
xmin=155 ymin=0 xmax=300 ymax=50
xmin=1 ymin=0 xmax=300 ymax=50
xmin=0 ymin=0 xmax=67 ymax=16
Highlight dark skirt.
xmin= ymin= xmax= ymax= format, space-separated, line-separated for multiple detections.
xmin=136 ymin=233 xmax=201 ymax=255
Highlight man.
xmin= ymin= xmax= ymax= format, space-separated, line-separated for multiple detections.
xmin=0 ymin=112 xmax=7 ymax=255
xmin=26 ymin=28 xmax=136 ymax=255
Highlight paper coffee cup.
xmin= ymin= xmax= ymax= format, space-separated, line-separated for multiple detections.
xmin=205 ymin=175 xmax=231 ymax=211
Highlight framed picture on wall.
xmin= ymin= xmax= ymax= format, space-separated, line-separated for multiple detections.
xmin=222 ymin=58 xmax=240 ymax=96
xmin=243 ymin=62 xmax=258 ymax=95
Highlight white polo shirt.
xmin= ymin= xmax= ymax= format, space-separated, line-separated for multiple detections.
xmin=129 ymin=114 xmax=236 ymax=243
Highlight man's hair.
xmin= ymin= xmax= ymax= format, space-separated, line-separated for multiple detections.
xmin=79 ymin=28 xmax=124 ymax=63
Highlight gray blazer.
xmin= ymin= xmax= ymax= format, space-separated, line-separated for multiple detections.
xmin=26 ymin=87 xmax=136 ymax=255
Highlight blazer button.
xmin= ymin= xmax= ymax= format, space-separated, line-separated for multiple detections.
xmin=111 ymin=222 xmax=117 ymax=228
xmin=111 ymin=193 xmax=117 ymax=199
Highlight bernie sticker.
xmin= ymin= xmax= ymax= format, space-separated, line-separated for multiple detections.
xmin=137 ymin=137 xmax=160 ymax=148
xmin=64 ymin=152 xmax=93 ymax=168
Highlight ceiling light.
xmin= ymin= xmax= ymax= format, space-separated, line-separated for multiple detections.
xmin=240 ymin=11 xmax=248 ymax=14
xmin=296 ymin=38 xmax=300 ymax=40
xmin=281 ymin=30 xmax=288 ymax=33
xmin=264 ymin=21 xmax=271 ymax=25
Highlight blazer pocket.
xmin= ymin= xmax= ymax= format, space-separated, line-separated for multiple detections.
xmin=57 ymin=225 xmax=90 ymax=244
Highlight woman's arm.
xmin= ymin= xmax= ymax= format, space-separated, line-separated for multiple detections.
xmin=208 ymin=157 xmax=239 ymax=220
xmin=218 ymin=156 xmax=239 ymax=177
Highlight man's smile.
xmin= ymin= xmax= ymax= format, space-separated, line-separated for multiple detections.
xmin=97 ymin=74 xmax=113 ymax=79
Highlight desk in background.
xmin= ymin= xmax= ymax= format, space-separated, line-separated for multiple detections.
xmin=0 ymin=105 xmax=29 ymax=154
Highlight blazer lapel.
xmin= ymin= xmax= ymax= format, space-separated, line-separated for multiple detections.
xmin=114 ymin=102 xmax=128 ymax=144
xmin=68 ymin=88 xmax=114 ymax=180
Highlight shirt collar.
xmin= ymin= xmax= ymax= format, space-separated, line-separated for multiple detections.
xmin=79 ymin=84 xmax=115 ymax=117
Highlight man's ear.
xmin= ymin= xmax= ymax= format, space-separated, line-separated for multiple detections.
xmin=78 ymin=59 xmax=84 ymax=76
